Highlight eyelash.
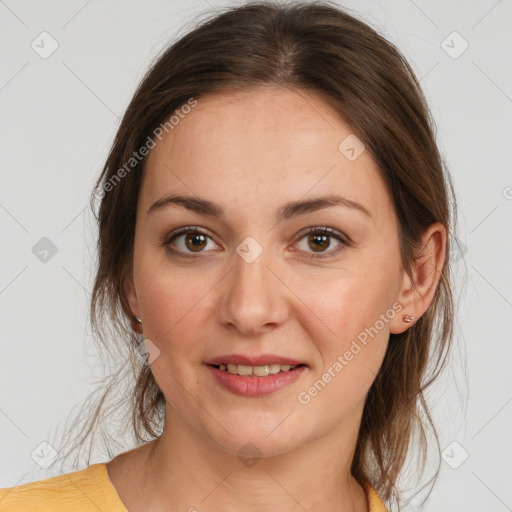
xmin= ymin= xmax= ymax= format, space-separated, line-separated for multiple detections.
xmin=161 ymin=226 xmax=348 ymax=259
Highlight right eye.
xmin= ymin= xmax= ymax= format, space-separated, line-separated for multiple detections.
xmin=163 ymin=226 xmax=220 ymax=257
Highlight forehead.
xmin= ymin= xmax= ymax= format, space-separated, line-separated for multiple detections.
xmin=141 ymin=87 xmax=394 ymax=224
xmin=147 ymin=87 xmax=351 ymax=168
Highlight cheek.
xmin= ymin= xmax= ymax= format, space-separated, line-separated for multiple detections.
xmin=137 ymin=258 xmax=219 ymax=339
xmin=292 ymin=275 xmax=392 ymax=415
xmin=133 ymin=270 xmax=216 ymax=410
xmin=291 ymin=264 xmax=396 ymax=374
xmin=293 ymin=266 xmax=394 ymax=334
xmin=137 ymin=268 xmax=213 ymax=407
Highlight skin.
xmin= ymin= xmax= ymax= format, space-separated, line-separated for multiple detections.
xmin=106 ymin=86 xmax=446 ymax=512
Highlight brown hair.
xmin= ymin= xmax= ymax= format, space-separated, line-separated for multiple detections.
xmin=54 ymin=1 xmax=458 ymax=508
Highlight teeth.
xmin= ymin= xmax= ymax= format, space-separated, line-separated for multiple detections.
xmin=218 ymin=363 xmax=297 ymax=376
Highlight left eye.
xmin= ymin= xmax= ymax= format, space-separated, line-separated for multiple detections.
xmin=294 ymin=228 xmax=346 ymax=257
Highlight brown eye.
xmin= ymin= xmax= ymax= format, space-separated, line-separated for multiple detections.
xmin=295 ymin=227 xmax=346 ymax=257
xmin=308 ymin=233 xmax=330 ymax=252
xmin=185 ymin=233 xmax=207 ymax=252
xmin=165 ymin=227 xmax=218 ymax=256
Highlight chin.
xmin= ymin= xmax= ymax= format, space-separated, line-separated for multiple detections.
xmin=204 ymin=420 xmax=306 ymax=460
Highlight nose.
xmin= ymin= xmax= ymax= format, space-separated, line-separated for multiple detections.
xmin=218 ymin=244 xmax=290 ymax=336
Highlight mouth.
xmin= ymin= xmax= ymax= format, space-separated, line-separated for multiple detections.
xmin=207 ymin=362 xmax=307 ymax=377
xmin=205 ymin=361 xmax=308 ymax=397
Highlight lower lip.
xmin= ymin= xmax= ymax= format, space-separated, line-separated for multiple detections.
xmin=205 ymin=364 xmax=307 ymax=397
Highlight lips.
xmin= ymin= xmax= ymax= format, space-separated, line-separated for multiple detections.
xmin=206 ymin=364 xmax=307 ymax=397
xmin=204 ymin=353 xmax=307 ymax=367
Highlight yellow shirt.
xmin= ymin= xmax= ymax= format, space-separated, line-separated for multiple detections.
xmin=0 ymin=463 xmax=388 ymax=511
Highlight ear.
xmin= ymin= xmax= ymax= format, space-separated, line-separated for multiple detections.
xmin=124 ymin=268 xmax=141 ymax=332
xmin=390 ymin=222 xmax=447 ymax=334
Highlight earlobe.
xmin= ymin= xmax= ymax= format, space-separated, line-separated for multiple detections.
xmin=390 ymin=222 xmax=447 ymax=335
xmin=390 ymin=269 xmax=415 ymax=335
xmin=124 ymin=270 xmax=141 ymax=324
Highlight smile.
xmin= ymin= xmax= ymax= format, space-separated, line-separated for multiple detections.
xmin=211 ymin=363 xmax=303 ymax=377
xmin=206 ymin=364 xmax=307 ymax=397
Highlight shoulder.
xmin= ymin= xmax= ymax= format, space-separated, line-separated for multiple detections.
xmin=0 ymin=463 xmax=126 ymax=512
xmin=362 ymin=479 xmax=389 ymax=512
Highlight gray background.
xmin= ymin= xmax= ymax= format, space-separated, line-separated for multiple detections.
xmin=1 ymin=1 xmax=511 ymax=511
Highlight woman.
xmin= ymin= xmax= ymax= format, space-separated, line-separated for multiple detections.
xmin=0 ymin=1 xmax=457 ymax=511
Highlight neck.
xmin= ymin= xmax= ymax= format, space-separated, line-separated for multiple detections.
xmin=128 ymin=403 xmax=369 ymax=512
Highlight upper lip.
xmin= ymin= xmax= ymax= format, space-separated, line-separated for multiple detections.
xmin=205 ymin=354 xmax=307 ymax=367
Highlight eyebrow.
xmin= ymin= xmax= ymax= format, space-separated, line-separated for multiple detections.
xmin=147 ymin=193 xmax=372 ymax=220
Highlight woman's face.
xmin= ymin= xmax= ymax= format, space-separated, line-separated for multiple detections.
xmin=127 ymin=87 xmax=409 ymax=457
